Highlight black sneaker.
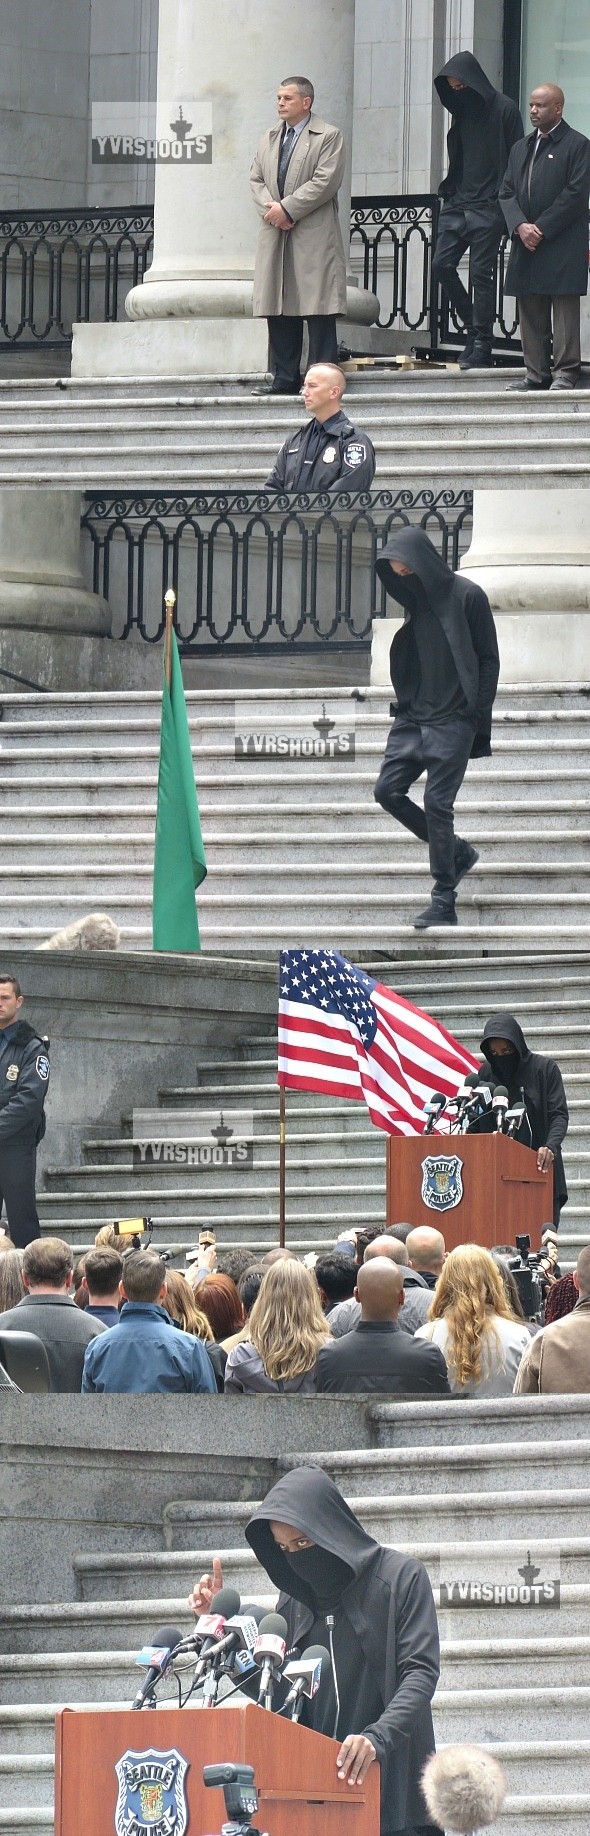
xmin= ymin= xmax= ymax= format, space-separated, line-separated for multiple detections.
xmin=458 ymin=331 xmax=476 ymax=370
xmin=460 ymin=343 xmax=493 ymax=370
xmin=413 ymin=898 xmax=458 ymax=930
xmin=454 ymin=841 xmax=479 ymax=886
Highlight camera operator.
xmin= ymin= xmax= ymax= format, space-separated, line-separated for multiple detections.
xmin=467 ymin=1010 xmax=568 ymax=1225
xmin=514 ymin=1245 xmax=590 ymax=1393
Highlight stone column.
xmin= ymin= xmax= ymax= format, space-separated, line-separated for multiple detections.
xmin=0 ymin=490 xmax=158 ymax=691
xmin=73 ymin=0 xmax=377 ymax=378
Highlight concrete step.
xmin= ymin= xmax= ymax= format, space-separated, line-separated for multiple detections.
xmin=162 ymin=1483 xmax=590 ymax=1547
xmin=42 ymin=1150 xmax=386 ymax=1192
xmin=79 ymin=1132 xmax=386 ymax=1169
xmin=289 ymin=1442 xmax=590 ymax=1498
xmin=0 ymin=1756 xmax=53 ymax=1810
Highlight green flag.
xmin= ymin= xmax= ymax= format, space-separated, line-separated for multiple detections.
xmin=152 ymin=629 xmax=207 ymax=951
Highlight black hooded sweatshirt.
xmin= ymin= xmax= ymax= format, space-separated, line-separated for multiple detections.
xmin=473 ymin=1011 xmax=569 ymax=1218
xmin=375 ymin=528 xmax=499 ymax=758
xmin=246 ymin=1467 xmax=440 ymax=1835
xmin=435 ymin=52 xmax=523 ymax=209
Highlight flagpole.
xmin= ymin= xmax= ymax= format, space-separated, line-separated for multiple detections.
xmin=279 ymin=1086 xmax=286 ymax=1248
xmin=164 ymin=586 xmax=176 ymax=688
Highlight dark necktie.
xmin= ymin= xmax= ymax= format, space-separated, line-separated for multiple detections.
xmin=277 ymin=125 xmax=296 ymax=198
xmin=528 ymin=133 xmax=551 ymax=201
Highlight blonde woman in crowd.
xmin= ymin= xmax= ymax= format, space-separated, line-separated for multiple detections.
xmin=161 ymin=1268 xmax=214 ymax=1340
xmin=224 ymin=1258 xmax=330 ymax=1393
xmin=415 ymin=1242 xmax=531 ymax=1395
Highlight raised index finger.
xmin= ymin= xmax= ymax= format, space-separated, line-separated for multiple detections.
xmin=211 ymin=1555 xmax=224 ymax=1594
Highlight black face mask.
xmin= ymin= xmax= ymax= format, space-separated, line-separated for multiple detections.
xmin=487 ymin=1048 xmax=520 ymax=1082
xmin=285 ymin=1546 xmax=351 ymax=1606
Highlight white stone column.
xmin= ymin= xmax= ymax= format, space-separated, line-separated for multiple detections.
xmin=73 ymin=0 xmax=377 ymax=377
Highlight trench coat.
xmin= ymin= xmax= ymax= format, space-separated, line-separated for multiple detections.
xmin=250 ymin=114 xmax=347 ymax=317
xmin=500 ymin=118 xmax=590 ymax=296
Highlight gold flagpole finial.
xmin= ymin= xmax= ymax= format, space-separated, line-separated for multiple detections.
xmin=164 ymin=588 xmax=176 ymax=687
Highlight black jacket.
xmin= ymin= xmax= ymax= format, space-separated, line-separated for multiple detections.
xmin=375 ymin=527 xmax=500 ymax=757
xmin=436 ymin=52 xmax=523 ymax=205
xmin=500 ymin=118 xmax=590 ymax=296
xmin=0 ymin=1293 xmax=104 ymax=1392
xmin=315 ymin=1318 xmax=450 ymax=1395
xmin=473 ymin=1011 xmax=569 ymax=1219
xmin=265 ymin=410 xmax=376 ymax=494
xmin=246 ymin=1468 xmax=440 ymax=1834
xmin=0 ymin=1021 xmax=49 ymax=1147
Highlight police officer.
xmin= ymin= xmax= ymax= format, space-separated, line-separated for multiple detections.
xmin=265 ymin=363 xmax=375 ymax=492
xmin=0 ymin=974 xmax=49 ymax=1248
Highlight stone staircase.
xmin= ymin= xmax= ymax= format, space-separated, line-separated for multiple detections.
xmin=2 ymin=1399 xmax=590 ymax=1835
xmin=0 ymin=369 xmax=589 ymax=489
xmin=37 ymin=953 xmax=590 ymax=1269
xmin=1 ymin=684 xmax=590 ymax=952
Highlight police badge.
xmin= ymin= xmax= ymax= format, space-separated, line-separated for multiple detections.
xmin=115 ymin=1748 xmax=189 ymax=1836
xmin=343 ymin=442 xmax=366 ymax=468
xmin=5 ymin=1065 xmax=19 ymax=1082
xmin=421 ymin=1154 xmax=464 ymax=1212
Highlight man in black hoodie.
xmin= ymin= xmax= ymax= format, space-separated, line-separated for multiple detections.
xmin=190 ymin=1467 xmax=442 ymax=1836
xmin=432 ymin=51 xmax=523 ymax=368
xmin=374 ymin=527 xmax=499 ymax=929
xmin=470 ymin=1010 xmax=569 ymax=1225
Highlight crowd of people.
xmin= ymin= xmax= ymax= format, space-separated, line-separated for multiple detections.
xmin=1 ymin=1219 xmax=588 ymax=1397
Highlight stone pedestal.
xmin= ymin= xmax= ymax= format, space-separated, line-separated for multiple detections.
xmin=370 ymin=488 xmax=590 ymax=687
xmin=72 ymin=0 xmax=377 ymax=379
xmin=0 ymin=490 xmax=158 ymax=691
xmin=459 ymin=487 xmax=590 ymax=683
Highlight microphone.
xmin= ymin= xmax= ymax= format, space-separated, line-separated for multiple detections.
xmin=421 ymin=1742 xmax=507 ymax=1833
xmin=505 ymin=1099 xmax=525 ymax=1138
xmin=283 ymin=1644 xmax=329 ymax=1722
xmin=131 ymin=1624 xmax=184 ymax=1710
xmin=462 ymin=1077 xmax=494 ymax=1130
xmin=423 ymin=1092 xmax=447 ymax=1136
xmin=492 ymin=1085 xmax=509 ymax=1132
xmin=254 ymin=1612 xmax=288 ymax=1708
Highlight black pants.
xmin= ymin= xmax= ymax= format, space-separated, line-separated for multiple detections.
xmin=374 ymin=712 xmax=474 ymax=895
xmin=267 ymin=314 xmax=338 ymax=390
xmin=0 ymin=1137 xmax=41 ymax=1248
xmin=432 ymin=206 xmax=502 ymax=344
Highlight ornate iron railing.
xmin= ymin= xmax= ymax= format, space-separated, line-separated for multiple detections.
xmin=0 ymin=197 xmax=520 ymax=352
xmin=81 ymin=486 xmax=473 ymax=654
xmin=0 ymin=207 xmax=153 ymax=347
xmin=350 ymin=194 xmax=520 ymax=351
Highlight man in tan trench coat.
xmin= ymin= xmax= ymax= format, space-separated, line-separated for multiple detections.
xmin=250 ymin=76 xmax=347 ymax=395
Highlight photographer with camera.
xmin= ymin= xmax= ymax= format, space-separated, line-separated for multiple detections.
xmin=514 ymin=1244 xmax=590 ymax=1393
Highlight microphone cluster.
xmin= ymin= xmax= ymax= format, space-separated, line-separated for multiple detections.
xmin=131 ymin=1587 xmax=329 ymax=1717
xmin=422 ymin=1066 xmax=526 ymax=1137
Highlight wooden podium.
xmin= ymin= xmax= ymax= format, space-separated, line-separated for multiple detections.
xmin=55 ymin=1702 xmax=380 ymax=1836
xmin=386 ymin=1131 xmax=552 ymax=1251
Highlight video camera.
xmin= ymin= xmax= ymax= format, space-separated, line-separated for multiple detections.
xmin=496 ymin=1233 xmax=549 ymax=1322
xmin=203 ymin=1763 xmax=268 ymax=1836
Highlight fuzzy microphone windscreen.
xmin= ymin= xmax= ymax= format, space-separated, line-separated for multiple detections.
xmin=421 ymin=1744 xmax=507 ymax=1833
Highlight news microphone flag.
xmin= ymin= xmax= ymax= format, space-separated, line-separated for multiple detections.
xmin=278 ymin=949 xmax=478 ymax=1135
xmin=152 ymin=627 xmax=207 ymax=953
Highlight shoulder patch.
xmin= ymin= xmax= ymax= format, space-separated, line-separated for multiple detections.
xmin=35 ymin=1055 xmax=50 ymax=1082
xmin=343 ymin=441 xmax=366 ymax=468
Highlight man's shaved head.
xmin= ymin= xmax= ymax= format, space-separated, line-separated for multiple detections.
xmin=406 ymin=1226 xmax=446 ymax=1274
xmin=356 ymin=1257 xmax=405 ymax=1321
xmin=364 ymin=1234 xmax=409 ymax=1267
xmin=529 ymin=85 xmax=564 ymax=133
xmin=531 ymin=83 xmax=564 ymax=108
xmin=305 ymin=363 xmax=345 ymax=393
xmin=575 ymin=1244 xmax=590 ymax=1298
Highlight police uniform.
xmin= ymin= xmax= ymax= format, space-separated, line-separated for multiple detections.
xmin=265 ymin=410 xmax=376 ymax=493
xmin=0 ymin=1020 xmax=49 ymax=1248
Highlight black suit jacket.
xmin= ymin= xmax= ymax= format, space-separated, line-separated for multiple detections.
xmin=500 ymin=118 xmax=590 ymax=296
xmin=315 ymin=1319 xmax=451 ymax=1395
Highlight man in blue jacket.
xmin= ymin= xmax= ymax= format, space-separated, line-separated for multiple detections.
xmin=81 ymin=1248 xmax=217 ymax=1394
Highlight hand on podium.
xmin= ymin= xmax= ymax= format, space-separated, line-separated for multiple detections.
xmin=337 ymin=1734 xmax=377 ymax=1785
xmin=188 ymin=1554 xmax=224 ymax=1615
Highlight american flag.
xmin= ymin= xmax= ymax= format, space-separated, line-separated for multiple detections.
xmin=278 ymin=949 xmax=479 ymax=1136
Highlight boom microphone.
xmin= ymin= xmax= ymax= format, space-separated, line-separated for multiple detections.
xmin=421 ymin=1743 xmax=507 ymax=1834
xmin=254 ymin=1612 xmax=288 ymax=1708
xmin=131 ymin=1624 xmax=184 ymax=1710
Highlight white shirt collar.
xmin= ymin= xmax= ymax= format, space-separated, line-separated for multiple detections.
xmin=283 ymin=114 xmax=309 ymax=143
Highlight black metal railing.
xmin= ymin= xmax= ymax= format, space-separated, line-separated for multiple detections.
xmin=350 ymin=194 xmax=520 ymax=351
xmin=81 ymin=487 xmax=473 ymax=654
xmin=0 ymin=207 xmax=153 ymax=348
